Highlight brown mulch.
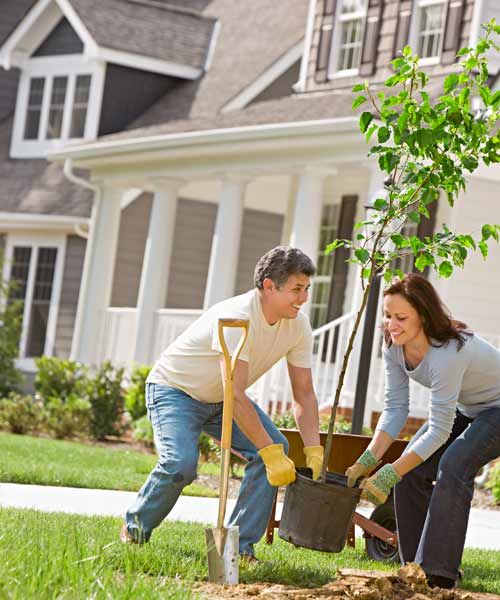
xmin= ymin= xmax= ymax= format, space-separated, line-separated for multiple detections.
xmin=194 ymin=564 xmax=500 ymax=599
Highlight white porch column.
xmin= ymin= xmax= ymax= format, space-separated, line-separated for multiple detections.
xmin=289 ymin=167 xmax=327 ymax=264
xmin=203 ymin=175 xmax=247 ymax=308
xmin=132 ymin=178 xmax=182 ymax=365
xmin=71 ymin=181 xmax=123 ymax=364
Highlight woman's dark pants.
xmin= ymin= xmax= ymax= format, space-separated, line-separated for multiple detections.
xmin=395 ymin=407 xmax=500 ymax=582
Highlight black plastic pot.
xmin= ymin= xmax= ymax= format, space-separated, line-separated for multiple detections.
xmin=278 ymin=468 xmax=361 ymax=552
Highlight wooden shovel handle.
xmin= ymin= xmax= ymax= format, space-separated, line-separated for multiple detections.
xmin=218 ymin=319 xmax=249 ymax=451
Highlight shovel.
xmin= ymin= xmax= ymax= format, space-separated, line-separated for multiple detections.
xmin=205 ymin=318 xmax=249 ymax=584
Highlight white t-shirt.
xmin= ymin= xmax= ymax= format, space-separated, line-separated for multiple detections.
xmin=147 ymin=289 xmax=313 ymax=404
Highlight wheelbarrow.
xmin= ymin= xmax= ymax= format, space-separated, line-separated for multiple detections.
xmin=265 ymin=429 xmax=408 ymax=562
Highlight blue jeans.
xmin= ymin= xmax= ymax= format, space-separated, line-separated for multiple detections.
xmin=395 ymin=407 xmax=500 ymax=581
xmin=125 ymin=383 xmax=288 ymax=555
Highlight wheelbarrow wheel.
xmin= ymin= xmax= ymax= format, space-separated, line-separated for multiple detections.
xmin=365 ymin=501 xmax=399 ymax=563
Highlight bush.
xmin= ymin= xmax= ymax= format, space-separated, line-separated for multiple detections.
xmin=0 ymin=256 xmax=23 ymax=396
xmin=272 ymin=410 xmax=373 ymax=436
xmin=34 ymin=356 xmax=87 ymax=402
xmin=199 ymin=432 xmax=219 ymax=463
xmin=132 ymin=415 xmax=154 ymax=448
xmin=84 ymin=361 xmax=124 ymax=440
xmin=124 ymin=364 xmax=151 ymax=421
xmin=0 ymin=393 xmax=43 ymax=434
xmin=43 ymin=394 xmax=92 ymax=439
xmin=486 ymin=461 xmax=500 ymax=504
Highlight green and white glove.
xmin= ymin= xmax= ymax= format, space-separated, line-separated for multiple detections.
xmin=360 ymin=464 xmax=402 ymax=505
xmin=345 ymin=449 xmax=380 ymax=488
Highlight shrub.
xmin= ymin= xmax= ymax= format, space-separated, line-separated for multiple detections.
xmin=0 ymin=393 xmax=43 ymax=434
xmin=43 ymin=394 xmax=92 ymax=439
xmin=199 ymin=432 xmax=219 ymax=463
xmin=84 ymin=361 xmax=125 ymax=440
xmin=272 ymin=410 xmax=373 ymax=436
xmin=34 ymin=356 xmax=87 ymax=402
xmin=133 ymin=415 xmax=154 ymax=448
xmin=124 ymin=364 xmax=151 ymax=421
xmin=0 ymin=256 xmax=23 ymax=396
xmin=486 ymin=461 xmax=500 ymax=504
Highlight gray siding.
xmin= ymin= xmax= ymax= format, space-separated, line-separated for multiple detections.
xmin=166 ymin=198 xmax=217 ymax=309
xmin=111 ymin=193 xmax=153 ymax=307
xmin=99 ymin=65 xmax=183 ymax=136
xmin=0 ymin=70 xmax=20 ymax=121
xmin=53 ymin=235 xmax=86 ymax=358
xmin=33 ymin=17 xmax=83 ymax=56
xmin=250 ymin=60 xmax=301 ymax=105
xmin=235 ymin=209 xmax=284 ymax=295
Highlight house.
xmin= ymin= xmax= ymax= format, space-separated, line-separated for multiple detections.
xmin=0 ymin=0 xmax=499 ymax=426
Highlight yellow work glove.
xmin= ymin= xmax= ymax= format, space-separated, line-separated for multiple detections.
xmin=258 ymin=444 xmax=296 ymax=486
xmin=360 ymin=464 xmax=402 ymax=506
xmin=345 ymin=448 xmax=380 ymax=488
xmin=303 ymin=445 xmax=324 ymax=480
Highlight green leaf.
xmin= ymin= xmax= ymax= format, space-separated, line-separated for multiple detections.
xmin=408 ymin=211 xmax=421 ymax=224
xmin=352 ymin=84 xmax=366 ymax=92
xmin=365 ymin=124 xmax=378 ymax=142
xmin=439 ymin=261 xmax=453 ymax=278
xmin=390 ymin=233 xmax=405 ymax=248
xmin=478 ymin=240 xmax=488 ymax=258
xmin=377 ymin=126 xmax=390 ymax=143
xmin=457 ymin=47 xmax=470 ymax=57
xmin=355 ymin=248 xmax=370 ymax=263
xmin=373 ymin=198 xmax=388 ymax=210
xmin=383 ymin=268 xmax=394 ymax=283
xmin=362 ymin=267 xmax=372 ymax=280
xmin=416 ymin=129 xmax=434 ymax=148
xmin=444 ymin=74 xmax=459 ymax=93
xmin=415 ymin=253 xmax=434 ymax=272
xmin=352 ymin=95 xmax=368 ymax=109
xmin=325 ymin=240 xmax=345 ymax=254
xmin=360 ymin=111 xmax=374 ymax=133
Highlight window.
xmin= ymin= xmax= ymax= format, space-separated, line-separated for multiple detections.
xmin=4 ymin=236 xmax=65 ymax=360
xmin=330 ymin=0 xmax=368 ymax=75
xmin=311 ymin=203 xmax=339 ymax=329
xmin=414 ymin=0 xmax=447 ymax=61
xmin=11 ymin=57 xmax=105 ymax=158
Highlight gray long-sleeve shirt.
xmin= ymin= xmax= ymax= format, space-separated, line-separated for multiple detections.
xmin=376 ymin=333 xmax=500 ymax=461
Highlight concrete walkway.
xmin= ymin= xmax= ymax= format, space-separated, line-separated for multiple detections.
xmin=1 ymin=482 xmax=499 ymax=550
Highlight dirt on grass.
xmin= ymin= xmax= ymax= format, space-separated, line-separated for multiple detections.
xmin=195 ymin=564 xmax=500 ymax=599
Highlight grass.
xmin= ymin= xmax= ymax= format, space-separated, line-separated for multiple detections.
xmin=0 ymin=432 xmax=223 ymax=497
xmin=1 ymin=508 xmax=499 ymax=599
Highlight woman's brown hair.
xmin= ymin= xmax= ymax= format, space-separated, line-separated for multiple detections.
xmin=383 ymin=273 xmax=471 ymax=349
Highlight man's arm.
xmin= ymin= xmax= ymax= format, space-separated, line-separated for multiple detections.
xmin=287 ymin=363 xmax=320 ymax=447
xmin=221 ymin=358 xmax=273 ymax=449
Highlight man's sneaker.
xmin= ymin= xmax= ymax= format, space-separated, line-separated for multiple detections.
xmin=120 ymin=524 xmax=137 ymax=544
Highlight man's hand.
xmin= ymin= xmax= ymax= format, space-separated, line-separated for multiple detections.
xmin=303 ymin=445 xmax=324 ymax=480
xmin=359 ymin=464 xmax=402 ymax=505
xmin=258 ymin=444 xmax=296 ymax=486
xmin=345 ymin=448 xmax=380 ymax=488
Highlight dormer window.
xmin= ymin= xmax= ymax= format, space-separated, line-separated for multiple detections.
xmin=412 ymin=0 xmax=447 ymax=64
xmin=329 ymin=0 xmax=368 ymax=77
xmin=11 ymin=57 xmax=104 ymax=159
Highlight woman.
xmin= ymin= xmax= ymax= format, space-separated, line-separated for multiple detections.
xmin=345 ymin=273 xmax=500 ymax=589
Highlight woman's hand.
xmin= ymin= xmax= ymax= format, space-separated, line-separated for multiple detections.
xmin=345 ymin=448 xmax=379 ymax=487
xmin=359 ymin=464 xmax=402 ymax=505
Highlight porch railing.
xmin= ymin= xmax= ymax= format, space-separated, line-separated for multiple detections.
xmin=99 ymin=308 xmax=138 ymax=365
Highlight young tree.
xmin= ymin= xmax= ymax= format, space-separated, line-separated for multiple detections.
xmin=320 ymin=21 xmax=500 ymax=479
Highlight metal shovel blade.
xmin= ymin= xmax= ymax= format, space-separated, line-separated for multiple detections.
xmin=205 ymin=525 xmax=239 ymax=584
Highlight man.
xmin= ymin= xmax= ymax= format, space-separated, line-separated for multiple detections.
xmin=121 ymin=246 xmax=324 ymax=560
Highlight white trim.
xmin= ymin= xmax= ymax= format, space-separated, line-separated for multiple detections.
xmin=0 ymin=212 xmax=89 ymax=231
xmin=468 ymin=0 xmax=484 ymax=48
xmin=120 ymin=189 xmax=144 ymax=210
xmin=10 ymin=56 xmax=105 ymax=159
xmin=204 ymin=20 xmax=220 ymax=72
xmin=294 ymin=0 xmax=317 ymax=93
xmin=49 ymin=117 xmax=359 ymax=162
xmin=54 ymin=0 xmax=99 ymax=55
xmin=222 ymin=40 xmax=304 ymax=112
xmin=96 ymin=47 xmax=202 ymax=79
xmin=4 ymin=232 xmax=66 ymax=359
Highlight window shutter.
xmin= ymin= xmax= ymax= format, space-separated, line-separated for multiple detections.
xmin=359 ymin=0 xmax=384 ymax=76
xmin=323 ymin=0 xmax=337 ymax=16
xmin=441 ymin=0 xmax=465 ymax=65
xmin=316 ymin=0 xmax=337 ymax=82
xmin=393 ymin=6 xmax=412 ymax=58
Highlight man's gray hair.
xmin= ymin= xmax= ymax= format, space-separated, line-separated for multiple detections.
xmin=253 ymin=246 xmax=316 ymax=290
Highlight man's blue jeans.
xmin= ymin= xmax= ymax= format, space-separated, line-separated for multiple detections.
xmin=395 ymin=407 xmax=500 ymax=582
xmin=125 ymin=383 xmax=289 ymax=556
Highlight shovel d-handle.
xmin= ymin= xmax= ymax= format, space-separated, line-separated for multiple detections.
xmin=216 ymin=318 xmax=249 ymax=531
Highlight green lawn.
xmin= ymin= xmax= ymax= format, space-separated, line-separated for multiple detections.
xmin=1 ymin=508 xmax=499 ymax=599
xmin=0 ymin=432 xmax=222 ymax=497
